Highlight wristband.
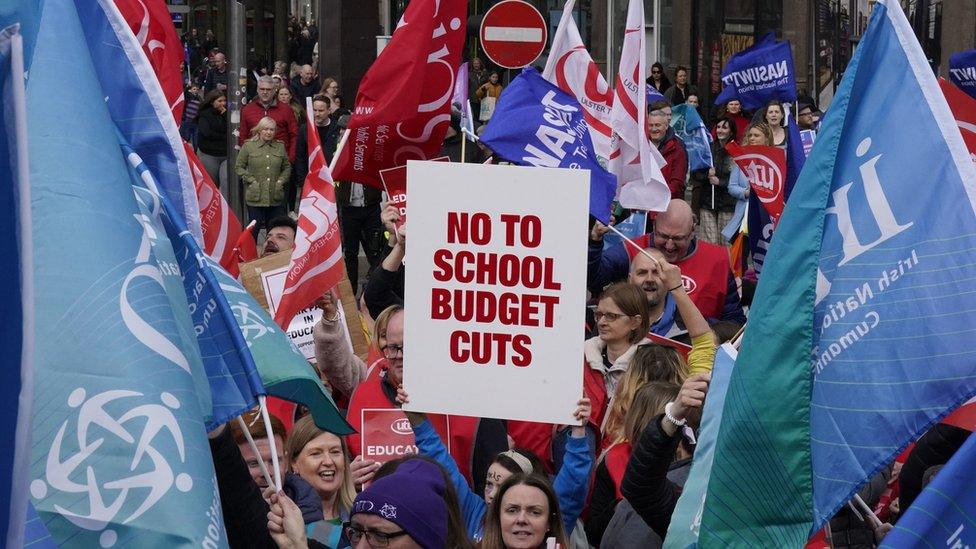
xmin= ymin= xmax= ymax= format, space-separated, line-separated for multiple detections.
xmin=668 ymin=284 xmax=684 ymax=292
xmin=663 ymin=401 xmax=687 ymax=427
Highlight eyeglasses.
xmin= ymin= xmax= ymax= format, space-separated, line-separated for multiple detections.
xmin=381 ymin=344 xmax=404 ymax=359
xmin=343 ymin=523 xmax=408 ymax=547
xmin=653 ymin=230 xmax=693 ymax=244
xmin=651 ymin=69 xmax=661 ymax=74
xmin=593 ymin=311 xmax=630 ymax=322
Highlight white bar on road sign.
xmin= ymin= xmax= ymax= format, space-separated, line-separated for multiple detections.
xmin=484 ymin=26 xmax=544 ymax=42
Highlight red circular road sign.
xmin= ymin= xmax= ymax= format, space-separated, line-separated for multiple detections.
xmin=479 ymin=0 xmax=548 ymax=69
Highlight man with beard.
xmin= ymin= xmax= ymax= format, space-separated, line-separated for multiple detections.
xmin=626 ymin=247 xmax=683 ymax=337
xmin=261 ymin=216 xmax=296 ymax=257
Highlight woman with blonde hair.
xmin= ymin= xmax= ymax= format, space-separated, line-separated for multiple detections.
xmin=722 ymin=121 xmax=775 ymax=242
xmin=235 ymin=116 xmax=290 ymax=237
xmin=285 ymin=415 xmax=358 ymax=547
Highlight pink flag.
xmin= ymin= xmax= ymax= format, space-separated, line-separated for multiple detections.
xmin=542 ymin=0 xmax=614 ymax=160
xmin=607 ymin=0 xmax=669 ymax=212
xmin=274 ymin=104 xmax=346 ymax=328
xmin=185 ymin=142 xmax=246 ymax=273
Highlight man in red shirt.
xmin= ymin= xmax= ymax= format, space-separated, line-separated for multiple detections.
xmin=239 ymin=75 xmax=298 ymax=162
xmin=647 ymin=100 xmax=688 ymax=199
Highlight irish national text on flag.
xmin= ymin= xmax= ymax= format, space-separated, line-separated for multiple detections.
xmin=699 ymin=1 xmax=976 ymax=546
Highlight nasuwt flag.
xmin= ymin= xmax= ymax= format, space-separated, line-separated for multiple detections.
xmin=949 ymin=49 xmax=976 ymax=100
xmin=125 ymin=143 xmax=266 ymax=430
xmin=671 ymin=103 xmax=713 ymax=171
xmin=726 ymin=141 xmax=786 ymax=222
xmin=940 ymin=77 xmax=976 ymax=157
xmin=607 ymin=0 xmax=669 ymax=212
xmin=27 ymin=0 xmax=227 ymax=545
xmin=114 ymin=0 xmax=184 ymax=124
xmin=664 ymin=344 xmax=737 ymax=548
xmin=542 ymin=0 xmax=614 ymax=161
xmin=880 ymin=433 xmax=976 ymax=548
xmin=76 ymin=0 xmax=202 ymax=243
xmin=479 ymin=67 xmax=617 ymax=224
xmin=700 ymin=1 xmax=976 ymax=546
xmin=331 ymin=0 xmax=466 ymax=187
xmin=274 ymin=101 xmax=346 ymax=329
xmin=185 ymin=141 xmax=248 ymax=275
xmin=715 ymin=32 xmax=798 ymax=110
xmin=0 ymin=18 xmax=31 ymax=549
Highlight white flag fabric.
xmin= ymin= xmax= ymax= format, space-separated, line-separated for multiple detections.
xmin=541 ymin=0 xmax=613 ymax=161
xmin=607 ymin=0 xmax=670 ymax=212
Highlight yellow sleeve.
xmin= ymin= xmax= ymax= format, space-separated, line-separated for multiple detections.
xmin=687 ymin=332 xmax=718 ymax=376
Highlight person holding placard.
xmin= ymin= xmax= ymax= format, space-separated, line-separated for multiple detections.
xmin=479 ymin=473 xmax=570 ymax=549
xmin=396 ymin=389 xmax=592 ymax=542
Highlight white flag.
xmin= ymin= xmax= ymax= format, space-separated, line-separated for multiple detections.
xmin=607 ymin=0 xmax=670 ymax=212
xmin=542 ymin=0 xmax=613 ymax=161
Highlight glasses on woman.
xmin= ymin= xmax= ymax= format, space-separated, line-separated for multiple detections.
xmin=593 ymin=311 xmax=629 ymax=322
xmin=381 ymin=344 xmax=404 ymax=359
xmin=343 ymin=523 xmax=408 ymax=547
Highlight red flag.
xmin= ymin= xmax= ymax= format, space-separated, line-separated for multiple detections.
xmin=726 ymin=141 xmax=787 ymax=222
xmin=331 ymin=0 xmax=467 ymax=187
xmin=274 ymin=109 xmax=345 ymax=328
xmin=184 ymin=142 xmax=248 ymax=273
xmin=378 ymin=156 xmax=449 ymax=229
xmin=228 ymin=221 xmax=258 ymax=277
xmin=114 ymin=0 xmax=185 ymax=124
xmin=940 ymin=77 xmax=976 ymax=159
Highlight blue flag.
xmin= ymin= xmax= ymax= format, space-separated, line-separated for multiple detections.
xmin=646 ymin=83 xmax=665 ymax=105
xmin=881 ymin=432 xmax=976 ymax=548
xmin=0 ymin=16 xmax=32 ymax=549
xmin=699 ymin=0 xmax=976 ymax=544
xmin=26 ymin=0 xmax=228 ymax=546
xmin=125 ymin=143 xmax=265 ymax=430
xmin=480 ymin=67 xmax=617 ymax=224
xmin=715 ymin=32 xmax=797 ymax=110
xmin=671 ymin=104 xmax=713 ymax=171
xmin=949 ymin=49 xmax=976 ymax=100
xmin=602 ymin=211 xmax=647 ymax=251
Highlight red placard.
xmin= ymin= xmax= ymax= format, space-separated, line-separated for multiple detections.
xmin=479 ymin=0 xmax=548 ymax=69
xmin=360 ymin=408 xmax=451 ymax=463
xmin=726 ymin=142 xmax=787 ymax=222
xmin=940 ymin=78 xmax=976 ymax=159
xmin=379 ymin=157 xmax=450 ymax=229
xmin=646 ymin=333 xmax=692 ymax=362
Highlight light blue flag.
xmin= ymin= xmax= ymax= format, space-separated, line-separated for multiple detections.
xmin=664 ymin=344 xmax=737 ymax=548
xmin=699 ymin=1 xmax=976 ymax=545
xmin=881 ymin=432 xmax=976 ymax=548
xmin=671 ymin=104 xmax=713 ymax=172
xmin=602 ymin=211 xmax=647 ymax=251
xmin=124 ymin=143 xmax=265 ymax=430
xmin=26 ymin=0 xmax=228 ymax=546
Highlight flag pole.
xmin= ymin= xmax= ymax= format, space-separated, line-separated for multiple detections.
xmin=328 ymin=129 xmax=351 ymax=174
xmin=461 ymin=130 xmax=467 ymax=164
xmin=258 ymin=395 xmax=283 ymax=491
xmin=235 ymin=415 xmax=275 ymax=490
xmin=852 ymin=494 xmax=884 ymax=529
xmin=605 ymin=222 xmax=661 ymax=267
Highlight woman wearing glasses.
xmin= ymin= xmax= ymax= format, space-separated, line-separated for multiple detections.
xmin=646 ymin=61 xmax=671 ymax=93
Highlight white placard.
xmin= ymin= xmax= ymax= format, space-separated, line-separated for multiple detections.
xmin=402 ymin=161 xmax=588 ymax=425
xmin=260 ymin=265 xmax=352 ymax=362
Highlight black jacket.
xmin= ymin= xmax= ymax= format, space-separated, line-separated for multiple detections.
xmin=196 ymin=105 xmax=227 ymax=157
xmin=900 ymin=423 xmax=971 ymax=511
xmin=620 ymin=414 xmax=682 ymax=540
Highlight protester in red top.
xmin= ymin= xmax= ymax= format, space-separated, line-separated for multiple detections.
xmin=647 ymin=100 xmax=688 ymax=199
xmin=239 ymin=75 xmax=298 ymax=162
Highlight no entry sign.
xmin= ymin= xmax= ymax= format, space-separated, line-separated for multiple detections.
xmin=479 ymin=0 xmax=547 ymax=69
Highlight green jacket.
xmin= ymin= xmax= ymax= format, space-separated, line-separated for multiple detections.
xmin=235 ymin=139 xmax=291 ymax=206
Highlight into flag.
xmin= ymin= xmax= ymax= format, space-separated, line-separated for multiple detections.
xmin=699 ymin=1 xmax=976 ymax=546
xmin=274 ymin=101 xmax=346 ymax=329
xmin=607 ymin=0 xmax=669 ymax=212
xmin=542 ymin=0 xmax=614 ymax=161
xmin=26 ymin=0 xmax=227 ymax=544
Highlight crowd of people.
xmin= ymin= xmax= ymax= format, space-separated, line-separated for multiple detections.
xmin=167 ymin=39 xmax=960 ymax=547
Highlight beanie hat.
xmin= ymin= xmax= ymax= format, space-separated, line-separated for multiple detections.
xmin=351 ymin=459 xmax=447 ymax=549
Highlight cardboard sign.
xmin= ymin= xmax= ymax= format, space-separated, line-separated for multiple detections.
xmin=379 ymin=156 xmax=449 ymax=228
xmin=402 ymin=161 xmax=588 ymax=425
xmin=239 ymin=251 xmax=369 ymax=362
xmin=360 ymin=408 xmax=451 ymax=463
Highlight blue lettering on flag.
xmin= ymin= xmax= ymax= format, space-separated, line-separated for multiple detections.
xmin=480 ymin=67 xmax=617 ymax=224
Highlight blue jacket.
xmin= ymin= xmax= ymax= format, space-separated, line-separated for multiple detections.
xmin=413 ymin=419 xmax=592 ymax=540
xmin=721 ymin=165 xmax=750 ymax=242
